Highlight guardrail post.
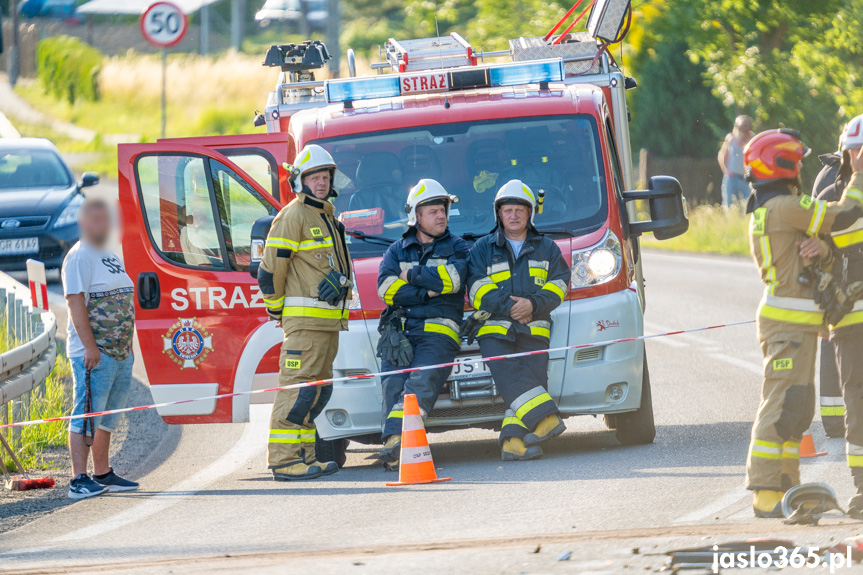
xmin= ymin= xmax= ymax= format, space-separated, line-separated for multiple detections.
xmin=11 ymin=399 xmax=21 ymax=446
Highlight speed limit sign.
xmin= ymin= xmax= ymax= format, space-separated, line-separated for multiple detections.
xmin=140 ymin=1 xmax=188 ymax=48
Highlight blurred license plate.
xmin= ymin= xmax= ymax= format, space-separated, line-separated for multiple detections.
xmin=0 ymin=237 xmax=38 ymax=256
xmin=448 ymin=355 xmax=491 ymax=380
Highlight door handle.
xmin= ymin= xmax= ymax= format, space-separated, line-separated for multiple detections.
xmin=137 ymin=272 xmax=161 ymax=310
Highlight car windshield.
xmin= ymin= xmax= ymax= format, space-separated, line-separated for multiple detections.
xmin=317 ymin=115 xmax=608 ymax=256
xmin=0 ymin=148 xmax=73 ymax=190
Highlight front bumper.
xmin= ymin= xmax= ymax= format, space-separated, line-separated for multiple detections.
xmin=0 ymin=224 xmax=78 ymax=271
xmin=316 ymin=288 xmax=645 ymax=440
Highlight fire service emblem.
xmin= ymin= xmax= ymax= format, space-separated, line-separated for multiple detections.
xmin=162 ymin=318 xmax=213 ymax=369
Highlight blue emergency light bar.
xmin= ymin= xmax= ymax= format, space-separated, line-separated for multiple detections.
xmin=324 ymin=59 xmax=565 ymax=104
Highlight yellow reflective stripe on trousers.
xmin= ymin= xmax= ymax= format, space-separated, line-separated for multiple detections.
xmin=807 ymin=199 xmax=827 ymax=236
xmin=750 ymin=439 xmax=782 ymax=460
xmin=782 ymin=441 xmax=800 ymax=459
xmin=514 ymin=392 xmax=554 ymax=421
xmin=541 ymin=280 xmax=566 ymax=303
xmin=282 ymin=306 xmax=349 ymax=320
xmin=502 ymin=416 xmax=528 ymax=429
xmin=387 ymin=410 xmax=403 ymax=419
xmin=472 ymin=282 xmax=498 ymax=309
xmin=424 ymin=320 xmax=460 ymax=344
xmin=269 ymin=428 xmax=316 ymax=443
xmin=478 ymin=324 xmax=509 ymax=337
xmin=821 ymin=406 xmax=846 ymax=416
xmin=849 ymin=455 xmax=863 ymax=468
xmin=529 ymin=326 xmax=550 ymax=338
xmin=833 ymin=303 xmax=863 ymax=329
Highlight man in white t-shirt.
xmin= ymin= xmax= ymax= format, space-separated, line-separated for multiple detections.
xmin=62 ymin=198 xmax=139 ymax=499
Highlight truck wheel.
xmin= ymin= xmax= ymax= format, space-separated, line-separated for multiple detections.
xmin=315 ymin=433 xmax=348 ymax=468
xmin=614 ymin=356 xmax=656 ymax=446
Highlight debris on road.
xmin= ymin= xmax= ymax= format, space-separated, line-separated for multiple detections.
xmin=557 ymin=551 xmax=571 ymax=561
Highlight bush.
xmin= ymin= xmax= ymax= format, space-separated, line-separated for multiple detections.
xmin=36 ymin=36 xmax=103 ymax=104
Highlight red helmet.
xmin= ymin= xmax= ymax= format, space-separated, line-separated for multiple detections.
xmin=744 ymin=129 xmax=811 ymax=185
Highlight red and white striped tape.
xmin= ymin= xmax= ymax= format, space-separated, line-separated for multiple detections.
xmin=0 ymin=320 xmax=755 ymax=430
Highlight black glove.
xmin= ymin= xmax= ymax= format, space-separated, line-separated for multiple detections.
xmin=376 ymin=308 xmax=413 ymax=367
xmin=459 ymin=310 xmax=491 ymax=346
xmin=318 ymin=271 xmax=350 ymax=306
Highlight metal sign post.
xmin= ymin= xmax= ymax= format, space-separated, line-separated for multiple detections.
xmin=140 ymin=1 xmax=188 ymax=138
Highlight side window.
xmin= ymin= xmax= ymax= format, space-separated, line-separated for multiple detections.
xmin=210 ymin=160 xmax=277 ymax=271
xmin=220 ymin=150 xmax=279 ymax=198
xmin=137 ymin=155 xmax=226 ymax=269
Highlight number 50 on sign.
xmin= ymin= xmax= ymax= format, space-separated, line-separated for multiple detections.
xmin=140 ymin=1 xmax=188 ymax=48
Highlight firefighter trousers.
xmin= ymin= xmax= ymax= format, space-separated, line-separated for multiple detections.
xmin=480 ymin=333 xmax=559 ymax=445
xmin=381 ymin=335 xmax=458 ymax=441
xmin=268 ymin=329 xmax=339 ymax=470
xmin=819 ymin=338 xmax=846 ymax=436
xmin=834 ymin=331 xmax=863 ymax=487
xmin=746 ymin=332 xmax=817 ymax=491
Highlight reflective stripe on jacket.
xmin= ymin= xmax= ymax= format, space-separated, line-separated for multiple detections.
xmin=750 ymin=175 xmax=863 ymax=341
xmin=258 ymin=192 xmax=352 ymax=334
xmin=467 ymin=227 xmax=569 ymax=342
xmin=376 ymin=228 xmax=469 ymax=345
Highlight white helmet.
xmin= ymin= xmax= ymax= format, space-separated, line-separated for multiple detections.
xmin=494 ymin=179 xmax=544 ymax=225
xmin=841 ymin=114 xmax=863 ymax=152
xmin=405 ymin=179 xmax=458 ymax=227
xmin=287 ymin=144 xmax=337 ymax=195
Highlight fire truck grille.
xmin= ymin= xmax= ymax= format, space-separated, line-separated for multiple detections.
xmin=575 ymin=348 xmax=603 ymax=362
xmin=429 ymin=403 xmax=507 ymax=420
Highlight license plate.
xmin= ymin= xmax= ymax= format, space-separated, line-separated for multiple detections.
xmin=0 ymin=237 xmax=38 ymax=256
xmin=448 ymin=355 xmax=491 ymax=381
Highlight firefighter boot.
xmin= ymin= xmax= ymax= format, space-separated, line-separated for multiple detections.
xmin=303 ymin=445 xmax=339 ymax=476
xmin=380 ymin=435 xmax=401 ymax=464
xmin=502 ymin=438 xmax=543 ymax=461
xmin=272 ymin=462 xmax=326 ymax=481
xmin=753 ymin=490 xmax=785 ymax=518
xmin=848 ymin=484 xmax=863 ymax=520
xmin=524 ymin=414 xmax=566 ymax=447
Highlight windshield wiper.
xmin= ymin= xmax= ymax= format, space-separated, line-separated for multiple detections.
xmin=536 ymin=227 xmax=576 ymax=237
xmin=460 ymin=231 xmax=493 ymax=241
xmin=346 ymin=230 xmax=396 ymax=246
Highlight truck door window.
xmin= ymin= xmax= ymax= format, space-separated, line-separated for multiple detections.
xmin=605 ymin=119 xmax=625 ymax=194
xmin=219 ymin=150 xmax=279 ymax=198
xmin=210 ymin=160 xmax=277 ymax=272
xmin=137 ymin=155 xmax=226 ymax=269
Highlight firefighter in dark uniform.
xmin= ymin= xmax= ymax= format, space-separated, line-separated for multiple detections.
xmin=258 ymin=144 xmax=353 ymax=481
xmin=376 ymin=179 xmax=469 ymax=467
xmin=743 ymin=129 xmax=863 ymax=517
xmin=815 ymin=114 xmax=863 ymax=517
xmin=466 ymin=180 xmax=570 ymax=461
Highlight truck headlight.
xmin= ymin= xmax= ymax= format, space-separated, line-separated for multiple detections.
xmin=54 ymin=196 xmax=83 ymax=228
xmin=571 ymin=229 xmax=622 ymax=289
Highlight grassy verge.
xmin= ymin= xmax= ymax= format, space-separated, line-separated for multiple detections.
xmin=642 ymin=201 xmax=751 ymax=257
xmin=14 ymin=50 xmax=277 ymax=177
xmin=1 ymin=321 xmax=71 ymax=473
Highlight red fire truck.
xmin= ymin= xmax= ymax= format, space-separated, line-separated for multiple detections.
xmin=119 ymin=29 xmax=687 ymax=465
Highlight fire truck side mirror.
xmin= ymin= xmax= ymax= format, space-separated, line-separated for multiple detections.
xmin=622 ymin=176 xmax=689 ymax=241
xmin=249 ymin=215 xmax=276 ymax=278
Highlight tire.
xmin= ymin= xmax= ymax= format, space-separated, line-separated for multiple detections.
xmin=614 ymin=355 xmax=656 ymax=446
xmin=315 ymin=433 xmax=348 ymax=468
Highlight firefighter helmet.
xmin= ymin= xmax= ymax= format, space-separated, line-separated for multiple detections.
xmin=744 ymin=129 xmax=810 ymax=186
xmin=288 ymin=144 xmax=338 ymax=195
xmin=781 ymin=483 xmax=843 ymax=521
xmin=841 ymin=114 xmax=863 ymax=152
xmin=405 ymin=179 xmax=458 ymax=226
xmin=494 ymin=179 xmax=544 ymax=225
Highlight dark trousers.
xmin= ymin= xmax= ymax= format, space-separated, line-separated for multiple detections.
xmin=381 ymin=334 xmax=458 ymax=440
xmin=479 ymin=333 xmax=559 ymax=444
xmin=834 ymin=331 xmax=863 ymax=486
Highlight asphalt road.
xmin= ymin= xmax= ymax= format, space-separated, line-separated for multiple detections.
xmin=2 ymin=249 xmax=862 ymax=574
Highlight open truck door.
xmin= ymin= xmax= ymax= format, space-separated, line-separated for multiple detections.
xmin=119 ymin=142 xmax=287 ymax=423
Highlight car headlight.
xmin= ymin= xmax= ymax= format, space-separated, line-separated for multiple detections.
xmin=54 ymin=197 xmax=83 ymax=228
xmin=348 ymin=288 xmax=362 ymax=310
xmin=571 ymin=229 xmax=623 ymax=289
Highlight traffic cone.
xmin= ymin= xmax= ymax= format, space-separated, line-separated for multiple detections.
xmin=385 ymin=394 xmax=451 ymax=486
xmin=800 ymin=432 xmax=828 ymax=458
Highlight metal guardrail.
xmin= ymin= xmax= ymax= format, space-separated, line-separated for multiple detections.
xmin=0 ymin=271 xmax=57 ymax=438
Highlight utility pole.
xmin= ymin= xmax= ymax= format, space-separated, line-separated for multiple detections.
xmin=326 ymin=0 xmax=340 ymax=78
xmin=230 ymin=0 xmax=245 ymax=51
xmin=8 ymin=0 xmax=19 ymax=86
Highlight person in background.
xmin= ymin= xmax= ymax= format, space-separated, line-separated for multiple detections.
xmin=718 ymin=115 xmax=755 ymax=206
xmin=63 ymin=198 xmax=139 ymax=499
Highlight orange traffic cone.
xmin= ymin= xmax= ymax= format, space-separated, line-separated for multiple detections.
xmin=386 ymin=394 xmax=451 ymax=486
xmin=800 ymin=432 xmax=828 ymax=458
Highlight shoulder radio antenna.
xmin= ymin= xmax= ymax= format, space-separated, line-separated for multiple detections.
xmin=435 ymin=13 xmax=451 ymax=109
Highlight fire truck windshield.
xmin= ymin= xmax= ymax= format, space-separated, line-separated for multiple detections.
xmin=315 ymin=114 xmax=608 ymax=255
